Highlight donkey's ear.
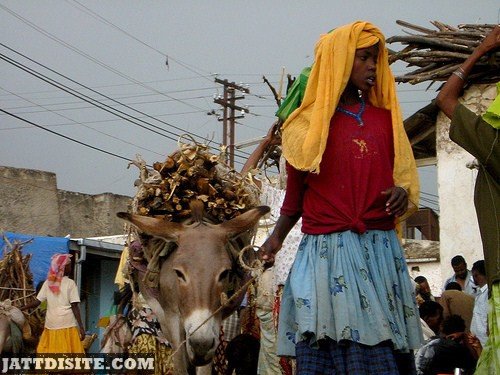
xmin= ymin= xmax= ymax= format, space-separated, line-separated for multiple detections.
xmin=219 ymin=206 xmax=270 ymax=237
xmin=117 ymin=212 xmax=184 ymax=241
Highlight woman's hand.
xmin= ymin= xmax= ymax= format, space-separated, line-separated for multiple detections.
xmin=381 ymin=186 xmax=408 ymax=217
xmin=259 ymin=213 xmax=299 ymax=267
xmin=79 ymin=326 xmax=86 ymax=341
xmin=264 ymin=120 xmax=282 ymax=146
xmin=259 ymin=236 xmax=282 ymax=267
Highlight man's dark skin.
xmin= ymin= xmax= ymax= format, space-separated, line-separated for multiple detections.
xmin=452 ymin=261 xmax=469 ymax=291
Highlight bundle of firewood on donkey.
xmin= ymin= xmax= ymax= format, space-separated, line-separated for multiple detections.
xmin=0 ymin=235 xmax=44 ymax=353
xmin=387 ymin=20 xmax=499 ymax=85
xmin=129 ymin=136 xmax=261 ymax=225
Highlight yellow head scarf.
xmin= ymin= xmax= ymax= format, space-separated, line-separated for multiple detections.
xmin=281 ymin=21 xmax=419 ymax=219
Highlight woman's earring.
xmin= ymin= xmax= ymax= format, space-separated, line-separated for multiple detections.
xmin=358 ymin=89 xmax=363 ymax=98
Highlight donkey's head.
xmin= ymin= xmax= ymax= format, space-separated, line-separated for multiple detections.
xmin=117 ymin=201 xmax=269 ymax=366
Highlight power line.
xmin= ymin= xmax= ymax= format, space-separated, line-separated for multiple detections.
xmin=0 ymin=53 xmax=181 ymax=143
xmin=3 ymin=105 xmax=206 ymax=117
xmin=0 ymin=4 xmax=210 ymax=113
xmin=0 ymin=44 xmax=253 ymax=160
xmin=0 ymin=87 xmax=218 ymax=106
xmin=1 ymin=43 xmax=214 ymax=139
xmin=0 ymin=85 xmax=165 ymax=157
xmin=0 ymin=52 xmax=221 ymax=155
xmin=0 ymin=77 xmax=216 ymax=98
xmin=66 ymin=0 xmax=213 ymax=80
xmin=0 ymin=108 xmax=134 ymax=163
xmin=0 ymin=62 xmax=250 ymax=165
xmin=0 ymin=108 xmax=249 ymax=170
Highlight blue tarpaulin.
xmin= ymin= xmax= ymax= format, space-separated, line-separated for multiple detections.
xmin=0 ymin=232 xmax=69 ymax=288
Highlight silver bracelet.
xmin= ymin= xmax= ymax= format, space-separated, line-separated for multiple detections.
xmin=452 ymin=68 xmax=466 ymax=81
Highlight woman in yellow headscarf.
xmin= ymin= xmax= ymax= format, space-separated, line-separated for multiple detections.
xmin=260 ymin=21 xmax=422 ymax=374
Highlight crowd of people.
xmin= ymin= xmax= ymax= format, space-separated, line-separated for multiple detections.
xmin=413 ymin=256 xmax=489 ymax=374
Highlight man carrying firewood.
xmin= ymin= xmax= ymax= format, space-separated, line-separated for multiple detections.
xmin=436 ymin=24 xmax=500 ymax=374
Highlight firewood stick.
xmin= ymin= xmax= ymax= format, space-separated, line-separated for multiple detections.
xmin=386 ymin=35 xmax=472 ymax=53
xmin=396 ymin=20 xmax=435 ymax=34
xmin=430 ymin=21 xmax=457 ymax=32
xmin=392 ymin=50 xmax=471 ymax=60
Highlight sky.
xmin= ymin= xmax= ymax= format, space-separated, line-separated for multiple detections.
xmin=1 ymin=1 xmax=499 ymax=213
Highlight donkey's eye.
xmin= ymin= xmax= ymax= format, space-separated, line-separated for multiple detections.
xmin=218 ymin=269 xmax=231 ymax=282
xmin=174 ymin=269 xmax=187 ymax=283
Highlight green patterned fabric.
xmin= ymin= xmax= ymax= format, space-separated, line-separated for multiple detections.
xmin=482 ymin=82 xmax=500 ymax=129
xmin=475 ymin=281 xmax=500 ymax=374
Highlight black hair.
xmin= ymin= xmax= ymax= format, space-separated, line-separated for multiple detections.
xmin=114 ymin=283 xmax=133 ymax=315
xmin=441 ymin=314 xmax=466 ymax=335
xmin=451 ymin=255 xmax=466 ymax=266
xmin=35 ymin=281 xmax=45 ymax=294
xmin=414 ymin=276 xmax=428 ymax=284
xmin=225 ymin=333 xmax=260 ymax=375
xmin=418 ymin=301 xmax=443 ymax=319
xmin=445 ymin=281 xmax=462 ymax=291
xmin=471 ymin=260 xmax=486 ymax=276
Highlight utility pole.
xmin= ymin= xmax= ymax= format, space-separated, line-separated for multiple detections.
xmin=213 ymin=78 xmax=249 ymax=168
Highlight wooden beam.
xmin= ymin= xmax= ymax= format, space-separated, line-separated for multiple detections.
xmin=416 ymin=157 xmax=437 ymax=167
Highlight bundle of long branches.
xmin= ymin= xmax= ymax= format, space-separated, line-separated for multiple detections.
xmin=387 ymin=20 xmax=499 ymax=85
xmin=0 ymin=235 xmax=45 ymax=343
xmin=0 ymin=237 xmax=35 ymax=304
xmin=129 ymin=137 xmax=260 ymax=224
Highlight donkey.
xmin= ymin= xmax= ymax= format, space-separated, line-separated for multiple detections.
xmin=0 ymin=300 xmax=26 ymax=354
xmin=117 ymin=201 xmax=269 ymax=374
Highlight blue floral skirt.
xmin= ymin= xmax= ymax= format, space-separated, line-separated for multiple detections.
xmin=277 ymin=230 xmax=423 ymax=357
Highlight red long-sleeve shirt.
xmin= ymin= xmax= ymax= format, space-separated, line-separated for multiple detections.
xmin=281 ymin=103 xmax=396 ymax=234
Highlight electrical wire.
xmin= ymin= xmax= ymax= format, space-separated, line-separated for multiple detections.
xmin=0 ymin=4 xmax=210 ymax=113
xmin=0 ymin=85 xmax=165 ymax=157
xmin=0 ymin=108 xmax=135 ymax=163
xmin=0 ymin=51 xmax=246 ymax=162
xmin=0 ymin=76 xmax=217 ymax=99
xmin=1 ymin=88 xmax=219 ymax=108
xmin=0 ymin=44 xmax=212 ymax=141
xmin=0 ymin=44 xmax=253 ymax=160
xmin=67 ymin=0 xmax=214 ymax=80
xmin=0 ymin=53 xmax=181 ymax=143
